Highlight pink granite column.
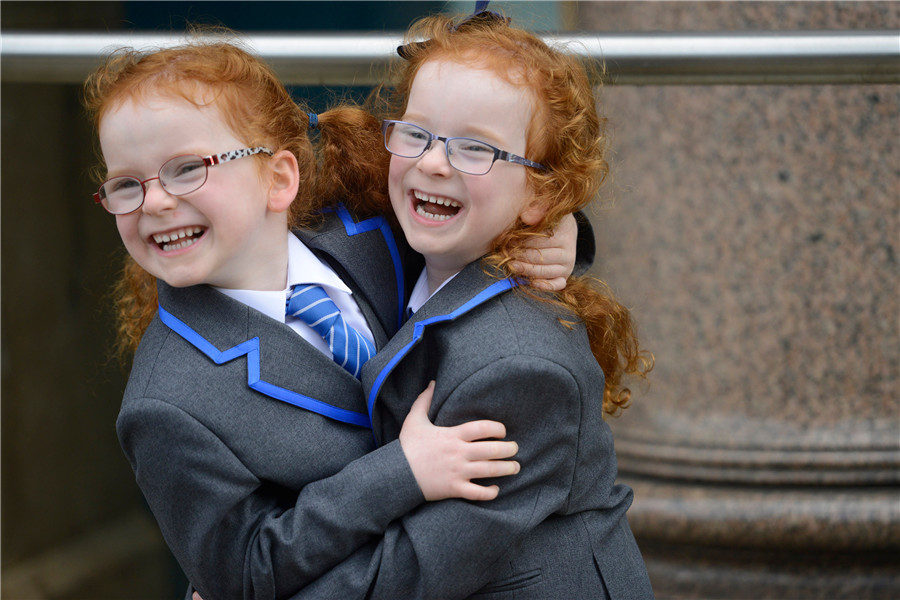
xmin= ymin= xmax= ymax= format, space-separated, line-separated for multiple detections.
xmin=577 ymin=2 xmax=900 ymax=597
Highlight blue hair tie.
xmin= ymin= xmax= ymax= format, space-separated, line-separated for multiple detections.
xmin=307 ymin=113 xmax=318 ymax=129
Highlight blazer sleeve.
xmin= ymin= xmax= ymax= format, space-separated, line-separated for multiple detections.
xmin=293 ymin=356 xmax=589 ymax=599
xmin=117 ymin=397 xmax=424 ymax=600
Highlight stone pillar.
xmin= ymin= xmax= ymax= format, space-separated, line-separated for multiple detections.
xmin=578 ymin=2 xmax=900 ymax=598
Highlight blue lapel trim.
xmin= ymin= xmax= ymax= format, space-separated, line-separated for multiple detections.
xmin=325 ymin=204 xmax=406 ymax=332
xmin=158 ymin=305 xmax=372 ymax=429
xmin=366 ymin=278 xmax=519 ymax=427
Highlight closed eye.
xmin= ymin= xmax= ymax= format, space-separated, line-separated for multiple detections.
xmin=451 ymin=138 xmax=496 ymax=156
xmin=396 ymin=124 xmax=430 ymax=142
xmin=110 ymin=177 xmax=141 ymax=193
xmin=170 ymin=159 xmax=205 ymax=178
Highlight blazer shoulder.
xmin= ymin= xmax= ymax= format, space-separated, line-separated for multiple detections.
xmin=492 ymin=289 xmax=589 ymax=350
xmin=124 ymin=314 xmax=174 ymax=398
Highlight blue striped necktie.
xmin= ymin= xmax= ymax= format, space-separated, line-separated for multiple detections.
xmin=286 ymin=284 xmax=375 ymax=378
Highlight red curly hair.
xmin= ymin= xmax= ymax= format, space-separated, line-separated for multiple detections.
xmin=83 ymin=37 xmax=322 ymax=361
xmin=314 ymin=106 xmax=392 ymax=220
xmin=372 ymin=14 xmax=652 ymax=414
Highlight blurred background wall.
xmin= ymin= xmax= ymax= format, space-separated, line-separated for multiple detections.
xmin=2 ymin=1 xmax=897 ymax=598
xmin=581 ymin=3 xmax=899 ymax=599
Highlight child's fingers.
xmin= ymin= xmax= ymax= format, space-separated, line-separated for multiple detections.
xmin=453 ymin=418 xmax=507 ymax=442
xmin=511 ymin=248 xmax=569 ymax=273
xmin=510 ymin=261 xmax=555 ymax=278
xmin=456 ymin=456 xmax=522 ymax=500
xmin=458 ymin=483 xmax=501 ymax=502
xmin=531 ymin=276 xmax=568 ymax=292
xmin=523 ymin=231 xmax=559 ymax=248
xmin=465 ymin=439 xmax=519 ymax=461
xmin=521 ymin=245 xmax=554 ymax=261
xmin=468 ymin=458 xmax=521 ymax=480
xmin=516 ymin=246 xmax=560 ymax=265
xmin=406 ymin=380 xmax=435 ymax=420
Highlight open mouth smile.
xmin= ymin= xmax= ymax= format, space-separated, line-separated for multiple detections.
xmin=413 ymin=190 xmax=461 ymax=222
xmin=151 ymin=226 xmax=206 ymax=252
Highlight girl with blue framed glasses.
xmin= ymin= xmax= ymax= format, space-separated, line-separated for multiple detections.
xmin=307 ymin=11 xmax=655 ymax=599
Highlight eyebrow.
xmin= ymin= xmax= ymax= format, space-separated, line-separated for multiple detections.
xmin=103 ymin=149 xmax=211 ymax=177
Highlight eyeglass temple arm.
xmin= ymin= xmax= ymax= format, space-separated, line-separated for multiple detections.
xmin=498 ymin=150 xmax=546 ymax=170
xmin=204 ymin=147 xmax=274 ymax=167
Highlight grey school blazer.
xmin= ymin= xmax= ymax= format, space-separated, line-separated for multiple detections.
xmin=295 ymin=260 xmax=654 ymax=600
xmin=117 ymin=208 xmax=426 ymax=600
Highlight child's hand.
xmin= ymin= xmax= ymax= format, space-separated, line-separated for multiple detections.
xmin=510 ymin=212 xmax=578 ymax=291
xmin=399 ymin=381 xmax=520 ymax=502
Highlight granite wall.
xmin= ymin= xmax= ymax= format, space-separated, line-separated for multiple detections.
xmin=575 ymin=2 xmax=899 ymax=598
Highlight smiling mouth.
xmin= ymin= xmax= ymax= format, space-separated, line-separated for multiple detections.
xmin=152 ymin=226 xmax=206 ymax=252
xmin=413 ymin=190 xmax=461 ymax=222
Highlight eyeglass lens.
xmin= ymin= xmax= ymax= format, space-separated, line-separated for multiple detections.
xmin=95 ymin=147 xmax=272 ymax=215
xmin=384 ymin=122 xmax=497 ymax=175
xmin=97 ymin=155 xmax=209 ymax=215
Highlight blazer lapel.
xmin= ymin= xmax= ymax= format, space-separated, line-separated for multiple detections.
xmin=296 ymin=206 xmax=406 ymax=343
xmin=361 ymin=262 xmax=519 ymax=442
xmin=157 ymin=281 xmax=371 ymax=428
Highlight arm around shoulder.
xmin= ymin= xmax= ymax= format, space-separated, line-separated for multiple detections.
xmin=297 ymin=356 xmax=588 ymax=599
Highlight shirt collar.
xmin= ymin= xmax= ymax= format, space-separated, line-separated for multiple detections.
xmin=286 ymin=233 xmax=352 ymax=295
xmin=406 ymin=268 xmax=457 ymax=316
xmin=215 ymin=232 xmax=353 ymax=323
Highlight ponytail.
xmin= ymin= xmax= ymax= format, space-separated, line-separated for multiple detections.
xmin=314 ymin=105 xmax=391 ymax=219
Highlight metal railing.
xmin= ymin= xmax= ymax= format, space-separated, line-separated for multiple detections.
xmin=2 ymin=30 xmax=898 ymax=85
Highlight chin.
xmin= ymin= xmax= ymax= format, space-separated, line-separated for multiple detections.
xmin=149 ymin=266 xmax=206 ymax=289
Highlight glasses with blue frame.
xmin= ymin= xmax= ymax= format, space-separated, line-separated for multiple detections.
xmin=382 ymin=120 xmax=547 ymax=176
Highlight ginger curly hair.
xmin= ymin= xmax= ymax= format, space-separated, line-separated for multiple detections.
xmin=377 ymin=14 xmax=653 ymax=414
xmin=83 ymin=37 xmax=321 ymax=361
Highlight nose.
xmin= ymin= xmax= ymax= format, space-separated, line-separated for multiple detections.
xmin=416 ymin=141 xmax=453 ymax=177
xmin=140 ymin=177 xmax=178 ymax=215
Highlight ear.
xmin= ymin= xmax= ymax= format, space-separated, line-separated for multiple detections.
xmin=519 ymin=200 xmax=547 ymax=226
xmin=266 ymin=150 xmax=300 ymax=214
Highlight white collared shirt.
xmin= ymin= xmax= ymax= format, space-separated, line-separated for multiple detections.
xmin=406 ymin=268 xmax=457 ymax=317
xmin=215 ymin=232 xmax=374 ymax=358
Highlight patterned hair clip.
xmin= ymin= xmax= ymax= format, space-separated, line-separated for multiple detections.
xmin=396 ymin=0 xmax=510 ymax=60
xmin=307 ymin=112 xmax=318 ymax=129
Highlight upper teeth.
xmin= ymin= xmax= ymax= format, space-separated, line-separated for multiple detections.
xmin=414 ymin=190 xmax=460 ymax=208
xmin=153 ymin=227 xmax=203 ymax=244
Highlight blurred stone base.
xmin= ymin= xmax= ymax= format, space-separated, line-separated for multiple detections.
xmin=642 ymin=540 xmax=899 ymax=600
xmin=625 ymin=476 xmax=900 ymax=599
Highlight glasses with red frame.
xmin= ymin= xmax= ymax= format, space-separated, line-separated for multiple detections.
xmin=93 ymin=146 xmax=272 ymax=215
